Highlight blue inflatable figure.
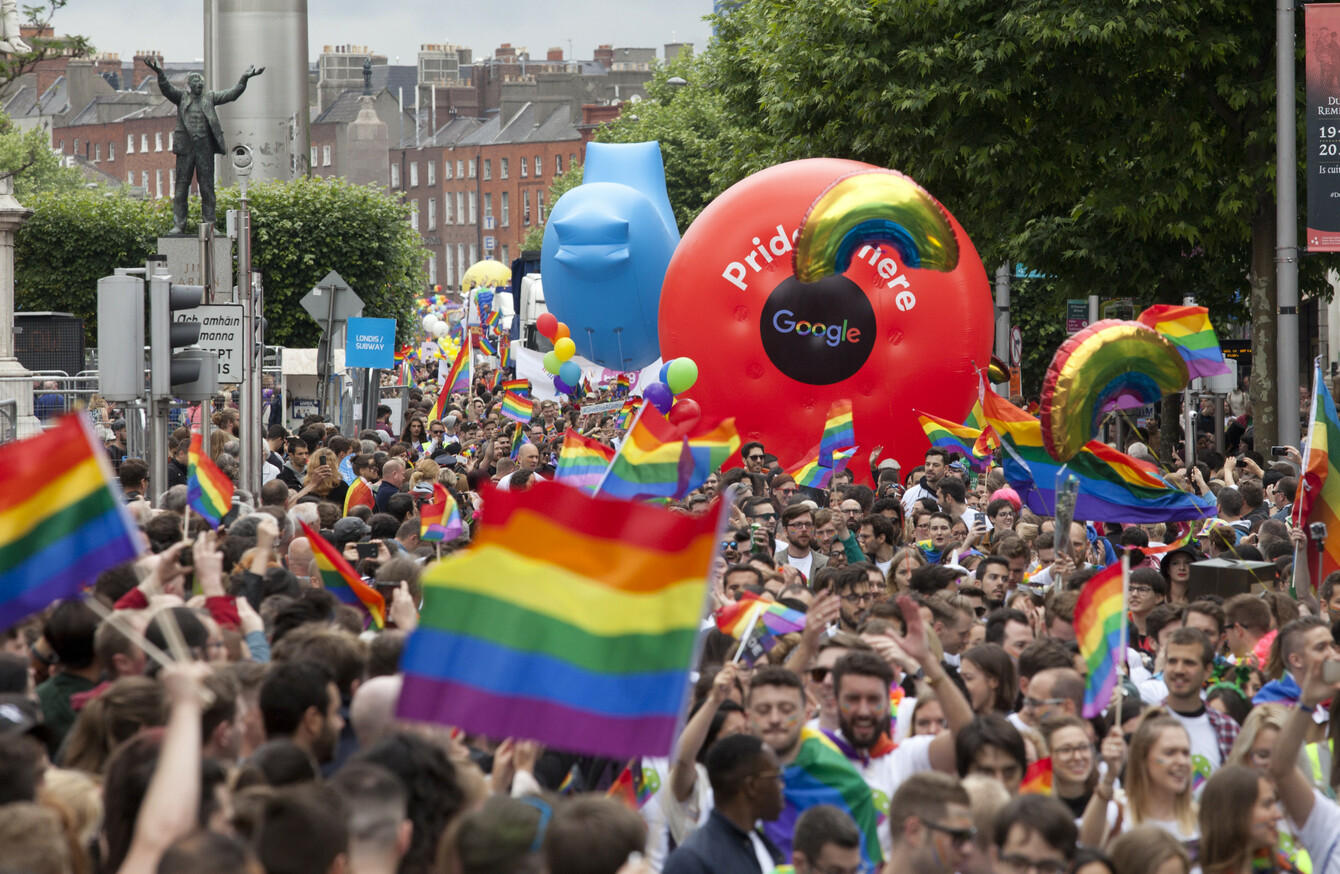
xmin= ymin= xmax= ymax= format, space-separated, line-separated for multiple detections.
xmin=541 ymin=141 xmax=679 ymax=371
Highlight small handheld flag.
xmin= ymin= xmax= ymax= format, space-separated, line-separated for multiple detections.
xmin=1021 ymin=757 xmax=1053 ymax=795
xmin=818 ymin=399 xmax=855 ymax=468
xmin=300 ymin=521 xmax=386 ymax=629
xmin=500 ymin=391 xmax=534 ymax=423
xmin=420 ymin=483 xmax=465 ymax=542
xmin=1074 ymin=559 xmax=1126 ymax=719
xmin=187 ymin=432 xmax=234 ymax=529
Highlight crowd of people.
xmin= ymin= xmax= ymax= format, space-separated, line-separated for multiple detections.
xmin=5 ymin=367 xmax=1340 ymax=874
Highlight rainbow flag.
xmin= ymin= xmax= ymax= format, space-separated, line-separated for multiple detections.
xmin=818 ymin=399 xmax=855 ymax=468
xmin=917 ymin=410 xmax=983 ymax=458
xmin=967 ymin=399 xmax=1000 ymax=456
xmin=501 ymin=378 xmax=529 ymax=396
xmin=476 ymin=332 xmax=498 ymax=357
xmin=0 ymin=415 xmax=142 ymax=630
xmin=599 ymin=410 xmax=736 ymax=501
xmin=1137 ymin=304 xmax=1231 ymax=380
xmin=556 ymin=431 xmax=616 ymax=492
xmin=420 ymin=483 xmax=464 ymax=542
xmin=1021 ymin=757 xmax=1053 ymax=795
xmin=1295 ymin=361 xmax=1340 ymax=587
xmin=299 ymin=521 xmax=386 ymax=629
xmin=1074 ymin=561 xmax=1125 ymax=719
xmin=187 ymin=431 xmax=234 ymax=528
xmin=980 ymin=390 xmax=1216 ymax=523
xmin=607 ymin=764 xmax=646 ymax=810
xmin=557 ymin=764 xmax=582 ymax=795
xmin=485 ymin=309 xmax=501 ymax=333
xmin=617 ymin=397 xmax=641 ymax=430
xmin=498 ymin=336 xmax=511 ymax=370
xmin=395 ymin=481 xmax=718 ymax=759
xmin=343 ymin=478 xmax=374 ymax=515
xmin=789 ymin=444 xmax=858 ymax=489
xmin=509 ymin=426 xmax=526 ymax=460
xmin=716 ymin=592 xmax=807 ymax=639
xmin=763 ymin=727 xmax=883 ymax=867
xmin=615 ymin=374 xmax=630 ymax=395
xmin=433 ymin=343 xmax=470 ymax=421
xmin=678 ymin=418 xmax=742 ymax=495
xmin=500 ymin=391 xmax=534 ymax=424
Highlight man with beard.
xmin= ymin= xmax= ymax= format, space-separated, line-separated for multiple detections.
xmin=1163 ymin=627 xmax=1239 ymax=775
xmin=831 ymin=567 xmax=877 ymax=632
xmin=826 ymin=606 xmax=977 ymax=858
xmin=974 ymin=556 xmax=1010 ymax=610
xmin=775 ymin=504 xmax=827 ymax=579
xmin=258 ymin=661 xmax=345 ymax=764
xmin=901 ymin=447 xmax=949 ymax=515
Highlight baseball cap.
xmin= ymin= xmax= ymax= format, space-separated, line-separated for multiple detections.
xmin=332 ymin=517 xmax=372 ymax=543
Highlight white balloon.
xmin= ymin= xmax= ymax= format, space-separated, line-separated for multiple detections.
xmin=423 ymin=315 xmax=439 ymax=331
xmin=432 ymin=322 xmax=448 ymax=338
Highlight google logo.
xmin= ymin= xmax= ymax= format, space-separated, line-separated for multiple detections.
xmin=771 ymin=309 xmax=863 ymax=347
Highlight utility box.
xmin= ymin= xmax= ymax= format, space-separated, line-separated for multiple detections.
xmin=15 ymin=311 xmax=85 ymax=377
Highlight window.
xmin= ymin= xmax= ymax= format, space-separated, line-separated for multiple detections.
xmin=444 ymin=160 xmax=453 ymax=180
xmin=73 ymin=138 xmax=79 ymax=154
xmin=456 ymin=160 xmax=463 ymax=177
xmin=155 ymin=169 xmax=162 ymax=198
xmin=127 ymin=171 xmax=134 ymax=184
xmin=484 ymin=192 xmax=492 ymax=219
xmin=109 ymin=142 xmax=115 ymax=161
xmin=483 ymin=158 xmax=491 ymax=180
xmin=469 ymin=243 xmax=477 ymax=266
xmin=468 ymin=159 xmax=476 ymax=178
xmin=390 ymin=163 xmax=400 ymax=188
xmin=140 ymin=134 xmax=148 ymax=152
xmin=169 ymin=169 xmax=175 ymax=190
xmin=140 ymin=170 xmax=148 ymax=189
xmin=311 ymin=146 xmax=318 ymax=165
xmin=468 ymin=191 xmax=477 ymax=224
xmin=322 ymin=146 xmax=332 ymax=167
xmin=95 ymin=144 xmax=102 ymax=162
xmin=523 ymin=190 xmax=531 ymax=224
xmin=57 ymin=139 xmax=63 ymax=151
xmin=501 ymin=191 xmax=510 ymax=226
xmin=534 ymin=156 xmax=542 ymax=176
xmin=555 ymin=154 xmax=562 ymax=174
xmin=457 ymin=244 xmax=466 ymax=283
xmin=520 ymin=158 xmax=528 ymax=178
xmin=427 ymin=160 xmax=435 ymax=185
xmin=538 ymin=192 xmax=546 ymax=222
xmin=409 ymin=162 xmax=419 ymax=187
xmin=456 ymin=192 xmax=465 ymax=225
xmin=501 ymin=244 xmax=509 ymax=264
xmin=427 ymin=254 xmax=437 ymax=285
xmin=501 ymin=158 xmax=509 ymax=179
xmin=167 ymin=132 xmax=173 ymax=151
xmin=445 ymin=194 xmax=454 ymax=225
xmin=154 ymin=132 xmax=162 ymax=151
xmin=127 ymin=134 xmax=134 ymax=154
xmin=445 ymin=249 xmax=454 ymax=288
xmin=410 ymin=201 xmax=419 ymax=231
xmin=427 ymin=197 xmax=436 ymax=230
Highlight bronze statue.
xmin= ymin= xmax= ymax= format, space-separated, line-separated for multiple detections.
xmin=143 ymin=57 xmax=265 ymax=235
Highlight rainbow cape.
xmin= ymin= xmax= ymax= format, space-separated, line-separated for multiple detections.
xmin=500 ymin=391 xmax=534 ymax=424
xmin=763 ymin=727 xmax=883 ymax=867
xmin=395 ymin=481 xmax=717 ymax=759
xmin=0 ymin=415 xmax=142 ymax=629
xmin=981 ymin=390 xmax=1216 ymax=523
xmin=343 ymin=477 xmax=374 ymax=515
xmin=1136 ymin=304 xmax=1231 ymax=380
xmin=789 ymin=445 xmax=858 ymax=489
xmin=1295 ymin=360 xmax=1340 ymax=587
xmin=818 ymin=399 xmax=855 ymax=468
xmin=420 ymin=483 xmax=465 ymax=542
xmin=299 ymin=521 xmax=386 ymax=629
xmin=188 ymin=431 xmax=235 ymax=528
xmin=1074 ymin=561 xmax=1125 ymax=718
xmin=1021 ymin=757 xmax=1053 ymax=795
xmin=556 ymin=431 xmax=616 ymax=492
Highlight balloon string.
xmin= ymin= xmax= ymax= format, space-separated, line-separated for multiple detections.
xmin=585 ymin=327 xmax=596 ymax=362
xmin=615 ymin=329 xmax=625 ymax=371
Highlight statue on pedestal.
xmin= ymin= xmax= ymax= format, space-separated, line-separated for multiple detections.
xmin=0 ymin=0 xmax=31 ymax=55
xmin=142 ymin=57 xmax=265 ymax=235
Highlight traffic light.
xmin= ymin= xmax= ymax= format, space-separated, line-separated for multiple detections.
xmin=148 ymin=275 xmax=206 ymax=400
xmin=96 ymin=272 xmax=145 ymax=402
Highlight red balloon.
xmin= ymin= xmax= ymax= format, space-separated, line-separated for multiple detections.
xmin=659 ymin=158 xmax=992 ymax=475
xmin=536 ymin=312 xmax=558 ymax=340
xmin=667 ymin=398 xmax=702 ymax=428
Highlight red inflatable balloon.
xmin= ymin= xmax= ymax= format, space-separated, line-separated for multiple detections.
xmin=667 ymin=397 xmax=702 ymax=429
xmin=536 ymin=312 xmax=558 ymax=340
xmin=659 ymin=159 xmax=992 ymax=476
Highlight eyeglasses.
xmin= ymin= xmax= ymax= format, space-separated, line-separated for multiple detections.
xmin=787 ymin=522 xmax=814 ymax=531
xmin=431 ymin=429 xmax=445 ymax=435
xmin=721 ymin=540 xmax=738 ymax=551
xmin=1053 ymin=743 xmax=1094 ymax=759
xmin=1023 ymin=696 xmax=1068 ymax=711
xmin=809 ymin=667 xmax=831 ymax=683
xmin=996 ymin=855 xmax=1067 ymax=874
xmin=1129 ymin=584 xmax=1154 ymax=595
xmin=922 ymin=820 xmax=977 ymax=848
xmin=841 ymin=591 xmax=875 ymax=604
xmin=747 ymin=454 xmax=765 ymax=461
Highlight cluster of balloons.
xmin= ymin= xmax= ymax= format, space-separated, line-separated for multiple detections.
xmin=644 ymin=357 xmax=701 ymax=425
xmin=537 ymin=313 xmax=584 ymax=395
xmin=419 ymin=307 xmax=462 ymax=361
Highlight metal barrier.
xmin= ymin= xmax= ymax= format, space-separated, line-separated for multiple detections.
xmin=0 ymin=399 xmax=15 ymax=442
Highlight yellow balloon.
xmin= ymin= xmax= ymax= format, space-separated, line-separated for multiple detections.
xmin=554 ymin=337 xmax=576 ymax=361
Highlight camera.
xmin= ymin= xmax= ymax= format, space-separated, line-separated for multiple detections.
xmin=1311 ymin=522 xmax=1329 ymax=542
xmin=231 ymin=145 xmax=253 ymax=177
xmin=1271 ymin=446 xmax=1290 ymax=458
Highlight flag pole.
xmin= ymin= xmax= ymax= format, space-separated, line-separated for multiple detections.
xmin=1115 ymin=551 xmax=1129 ymax=731
xmin=592 ymin=398 xmax=651 ymax=496
xmin=731 ymin=604 xmax=763 ymax=665
xmin=1292 ymin=358 xmax=1321 ymax=600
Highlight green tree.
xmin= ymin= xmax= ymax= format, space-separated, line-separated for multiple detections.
xmin=521 ymin=162 xmax=584 ymax=251
xmin=16 ymin=177 xmax=424 ymax=347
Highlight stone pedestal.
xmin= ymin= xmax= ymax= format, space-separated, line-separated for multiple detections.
xmin=158 ymin=235 xmax=234 ymax=300
xmin=0 ymin=175 xmax=38 ymax=438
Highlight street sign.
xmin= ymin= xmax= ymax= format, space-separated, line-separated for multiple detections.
xmin=301 ymin=270 xmax=364 ymax=323
xmin=484 ymin=235 xmax=496 ymax=252
xmin=345 ymin=317 xmax=397 ymax=369
xmin=174 ymin=303 xmax=243 ymax=381
xmin=1065 ymin=299 xmax=1089 ymax=334
xmin=1010 ymin=326 xmax=1022 ymax=367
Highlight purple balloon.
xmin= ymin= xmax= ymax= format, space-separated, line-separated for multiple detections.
xmin=553 ymin=377 xmax=573 ymax=394
xmin=645 ymin=381 xmax=673 ymax=414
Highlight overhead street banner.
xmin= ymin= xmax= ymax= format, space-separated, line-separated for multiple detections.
xmin=1307 ymin=3 xmax=1340 ymax=251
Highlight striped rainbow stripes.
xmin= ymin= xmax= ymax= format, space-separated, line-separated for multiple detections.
xmin=716 ymin=591 xmax=807 ymax=638
xmin=395 ymin=481 xmax=718 ymax=759
xmin=0 ymin=415 xmax=143 ymax=630
xmin=598 ymin=409 xmax=737 ymax=501
xmin=300 ymin=521 xmax=386 ymax=629
xmin=187 ymin=431 xmax=234 ymax=528
xmin=343 ymin=478 xmax=374 ymax=515
xmin=1074 ymin=561 xmax=1125 ymax=718
xmin=500 ymin=391 xmax=534 ymax=423
xmin=818 ymin=399 xmax=855 ymax=468
xmin=501 ymin=378 xmax=529 ymax=396
xmin=555 ymin=431 xmax=616 ymax=492
xmin=788 ymin=445 xmax=857 ymax=488
xmin=1295 ymin=361 xmax=1340 ymax=586
xmin=420 ymin=483 xmax=464 ymax=542
xmin=1136 ymin=304 xmax=1231 ymax=380
xmin=432 ymin=343 xmax=470 ymax=421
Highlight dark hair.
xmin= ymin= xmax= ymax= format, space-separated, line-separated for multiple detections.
xmin=1130 ymin=567 xmax=1169 ymax=599
xmin=1166 ymin=626 xmax=1215 ymax=666
xmin=1185 ymin=599 xmax=1226 ymax=635
xmin=925 ymin=447 xmax=950 ymax=465
xmin=741 ymin=441 xmax=765 ymax=461
xmin=235 ymin=739 xmax=321 ymax=788
xmin=159 ymin=831 xmax=261 ymax=874
xmin=781 ymin=503 xmax=814 ymax=528
xmin=793 ymin=803 xmax=862 ymax=862
xmin=986 ymin=498 xmax=1014 ymax=520
xmin=984 ymin=608 xmax=1030 ymax=646
xmin=1145 ymin=603 xmax=1187 ymax=647
xmin=329 ymin=762 xmax=409 ymax=849
xmin=42 ymin=599 xmax=98 ymax=669
xmin=1205 ymin=685 xmax=1251 ymax=726
xmin=0 ymin=733 xmax=42 ymax=805
xmin=908 ymin=565 xmax=960 ymax=596
xmin=993 ymin=794 xmax=1078 ymax=860
xmin=272 ymin=626 xmax=366 ymax=700
xmin=119 ymin=457 xmax=149 ymax=489
xmin=353 ymin=732 xmax=468 ymax=874
xmin=748 ymin=666 xmax=806 ymax=706
xmin=976 ymin=555 xmax=1010 ymax=583
xmin=255 ymin=784 xmax=349 ymax=874
xmin=1217 ymin=487 xmax=1245 ymax=517
xmin=705 ymin=732 xmax=769 ymax=802
xmin=962 ymin=644 xmax=1018 ymax=714
xmin=1016 ymin=638 xmax=1075 ymax=680
xmin=858 ymin=513 xmax=896 ymax=546
xmin=955 ymin=714 xmax=1027 ymax=779
xmin=259 ymin=660 xmax=334 ymax=739
xmin=544 ymin=795 xmax=647 ymax=874
xmin=832 ymin=650 xmax=894 ymax=699
xmin=939 ymin=477 xmax=966 ymax=504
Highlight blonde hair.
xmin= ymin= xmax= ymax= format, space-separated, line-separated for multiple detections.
xmin=1225 ymin=702 xmax=1288 ymax=770
xmin=408 ymin=458 xmax=441 ymax=491
xmin=41 ymin=768 xmax=103 ymax=849
xmin=304 ymin=447 xmax=340 ymax=495
xmin=1126 ymin=710 xmax=1197 ymax=836
xmin=1108 ymin=824 xmax=1189 ymax=874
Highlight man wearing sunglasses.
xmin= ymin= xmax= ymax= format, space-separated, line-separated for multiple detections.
xmin=883 ymin=771 xmax=974 ymax=874
xmin=742 ymin=441 xmax=769 ymax=476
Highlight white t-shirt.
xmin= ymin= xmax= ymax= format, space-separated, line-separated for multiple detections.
xmin=496 ymin=470 xmax=547 ymax=491
xmin=875 ymin=557 xmax=893 ymax=577
xmin=1297 ymin=789 xmax=1340 ymax=874
xmin=839 ymin=732 xmax=934 ymax=860
xmin=1167 ymin=706 xmax=1224 ymax=785
xmin=786 ymin=550 xmax=814 ymax=579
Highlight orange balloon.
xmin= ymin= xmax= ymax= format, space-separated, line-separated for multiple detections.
xmin=555 ymin=323 xmax=570 ymax=340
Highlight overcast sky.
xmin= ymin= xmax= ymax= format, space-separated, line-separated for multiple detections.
xmin=61 ymin=0 xmax=715 ymax=67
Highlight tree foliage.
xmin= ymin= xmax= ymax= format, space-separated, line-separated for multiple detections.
xmin=16 ymin=177 xmax=424 ymax=347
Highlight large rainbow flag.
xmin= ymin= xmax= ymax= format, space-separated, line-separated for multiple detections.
xmin=300 ymin=521 xmax=386 ymax=629
xmin=187 ymin=431 xmax=234 ymax=528
xmin=1295 ymin=361 xmax=1340 ymax=587
xmin=0 ymin=415 xmax=142 ymax=630
xmin=818 ymin=399 xmax=855 ymax=468
xmin=555 ymin=431 xmax=616 ymax=492
xmin=1136 ymin=304 xmax=1231 ymax=380
xmin=432 ymin=343 xmax=470 ymax=421
xmin=395 ymin=482 xmax=717 ymax=759
xmin=763 ymin=727 xmax=883 ymax=867
xmin=1074 ymin=561 xmax=1125 ymax=718
xmin=598 ymin=409 xmax=735 ymax=501
xmin=980 ymin=390 xmax=1216 ymax=523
